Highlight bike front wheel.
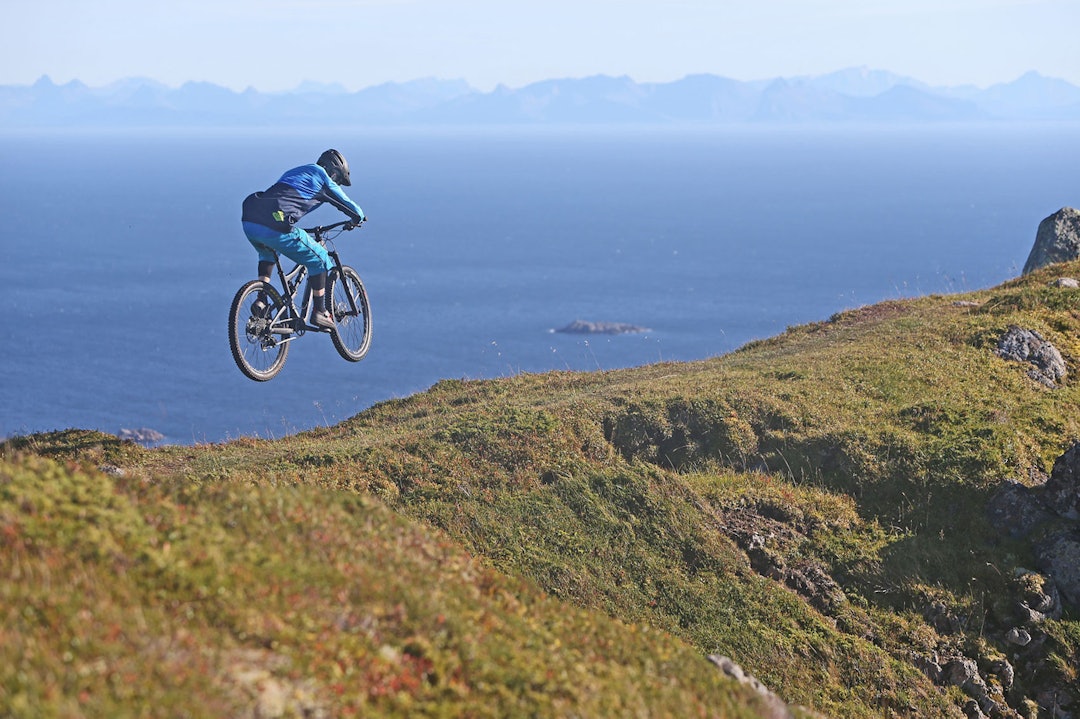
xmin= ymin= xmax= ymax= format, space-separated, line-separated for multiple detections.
xmin=328 ymin=265 xmax=372 ymax=362
xmin=229 ymin=280 xmax=290 ymax=381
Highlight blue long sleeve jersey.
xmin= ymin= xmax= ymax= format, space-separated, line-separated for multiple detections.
xmin=242 ymin=163 xmax=364 ymax=233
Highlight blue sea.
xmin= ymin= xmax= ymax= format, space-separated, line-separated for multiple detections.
xmin=2 ymin=124 xmax=1077 ymax=444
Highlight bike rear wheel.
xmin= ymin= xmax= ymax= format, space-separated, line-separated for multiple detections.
xmin=328 ymin=265 xmax=372 ymax=362
xmin=229 ymin=280 xmax=290 ymax=381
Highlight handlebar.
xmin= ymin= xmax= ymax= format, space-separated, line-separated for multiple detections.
xmin=303 ymin=218 xmax=365 ymax=236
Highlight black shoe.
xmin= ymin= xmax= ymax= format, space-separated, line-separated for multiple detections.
xmin=251 ymin=298 xmax=268 ymax=318
xmin=310 ymin=309 xmax=335 ymax=330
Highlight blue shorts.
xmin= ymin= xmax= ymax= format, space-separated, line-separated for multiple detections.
xmin=242 ymin=221 xmax=334 ymax=275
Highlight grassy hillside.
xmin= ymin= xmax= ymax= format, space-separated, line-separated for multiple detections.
xmin=7 ymin=261 xmax=1080 ymax=717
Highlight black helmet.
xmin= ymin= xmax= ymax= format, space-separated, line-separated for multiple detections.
xmin=317 ymin=148 xmax=351 ymax=186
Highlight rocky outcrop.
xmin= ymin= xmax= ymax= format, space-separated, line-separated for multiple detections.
xmin=986 ymin=480 xmax=1053 ymax=538
xmin=988 ymin=441 xmax=1080 ymax=611
xmin=1022 ymin=207 xmax=1080 ymax=275
xmin=1012 ymin=568 xmax=1064 ymax=624
xmin=1044 ymin=442 xmax=1080 ymax=520
xmin=944 ymin=658 xmax=997 ymax=718
xmin=555 ymin=320 xmax=650 ymax=335
xmin=994 ymin=325 xmax=1066 ymax=388
xmin=979 ymin=442 xmax=1080 ymax=717
xmin=1032 ymin=534 xmax=1080 ymax=610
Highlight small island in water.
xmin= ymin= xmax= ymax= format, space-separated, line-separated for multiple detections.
xmin=554 ymin=319 xmax=651 ymax=335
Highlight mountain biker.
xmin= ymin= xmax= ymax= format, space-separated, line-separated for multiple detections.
xmin=241 ymin=149 xmax=365 ymax=329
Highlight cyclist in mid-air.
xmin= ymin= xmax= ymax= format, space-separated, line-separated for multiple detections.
xmin=241 ymin=149 xmax=365 ymax=329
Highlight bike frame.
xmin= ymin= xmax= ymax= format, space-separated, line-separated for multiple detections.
xmin=266 ymin=220 xmax=359 ymax=341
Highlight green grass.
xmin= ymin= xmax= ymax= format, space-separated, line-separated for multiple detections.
xmin=1 ymin=453 xmax=776 ymax=718
xmin=7 ymin=260 xmax=1080 ymax=716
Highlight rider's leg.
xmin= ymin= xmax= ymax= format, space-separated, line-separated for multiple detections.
xmin=244 ymin=224 xmax=334 ymax=327
xmin=307 ymin=271 xmax=336 ymax=329
xmin=242 ymin=234 xmax=279 ymax=316
xmin=242 ymin=225 xmax=281 ymax=278
xmin=309 ymin=272 xmax=327 ymax=312
xmin=254 ymin=260 xmax=275 ymax=311
xmin=282 ymin=229 xmax=334 ymax=328
xmin=258 ymin=260 xmax=274 ymax=284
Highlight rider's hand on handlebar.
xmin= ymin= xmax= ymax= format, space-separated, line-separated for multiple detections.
xmin=345 ymin=217 xmax=363 ymax=230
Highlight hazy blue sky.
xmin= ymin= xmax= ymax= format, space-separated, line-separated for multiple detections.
xmin=3 ymin=0 xmax=1077 ymax=91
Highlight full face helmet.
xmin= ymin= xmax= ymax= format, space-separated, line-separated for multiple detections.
xmin=317 ymin=148 xmax=351 ymax=186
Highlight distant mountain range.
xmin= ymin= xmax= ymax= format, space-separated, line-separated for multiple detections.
xmin=3 ymin=68 xmax=1079 ymax=127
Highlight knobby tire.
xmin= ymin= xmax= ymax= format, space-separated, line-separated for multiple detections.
xmin=328 ymin=265 xmax=372 ymax=362
xmin=229 ymin=280 xmax=289 ymax=381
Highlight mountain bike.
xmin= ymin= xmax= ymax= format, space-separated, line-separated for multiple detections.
xmin=228 ymin=220 xmax=372 ymax=381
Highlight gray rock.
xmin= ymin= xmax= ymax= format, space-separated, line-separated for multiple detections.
xmin=1034 ymin=528 xmax=1080 ymax=610
xmin=994 ymin=325 xmax=1067 ymax=388
xmin=926 ymin=600 xmax=964 ymax=635
xmin=990 ymin=659 xmax=1015 ymax=690
xmin=962 ymin=699 xmax=988 ymax=719
xmin=1016 ymin=570 xmax=1061 ymax=617
xmin=912 ymin=654 xmax=943 ymax=683
xmin=946 ymin=658 xmax=983 ymax=690
xmin=1013 ymin=442 xmax=1080 ymax=613
xmin=707 ymin=655 xmax=794 ymax=719
xmin=1023 ymin=207 xmax=1080 ymax=275
xmin=986 ymin=481 xmax=1052 ymax=538
xmin=1050 ymin=277 xmax=1080 ymax=288
xmin=946 ymin=659 xmax=999 ymax=716
xmin=1044 ymin=442 xmax=1080 ymax=520
xmin=1005 ymin=627 xmax=1032 ymax=646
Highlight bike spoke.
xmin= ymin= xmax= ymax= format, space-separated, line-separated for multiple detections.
xmin=329 ymin=266 xmax=372 ymax=362
xmin=229 ymin=280 xmax=289 ymax=381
